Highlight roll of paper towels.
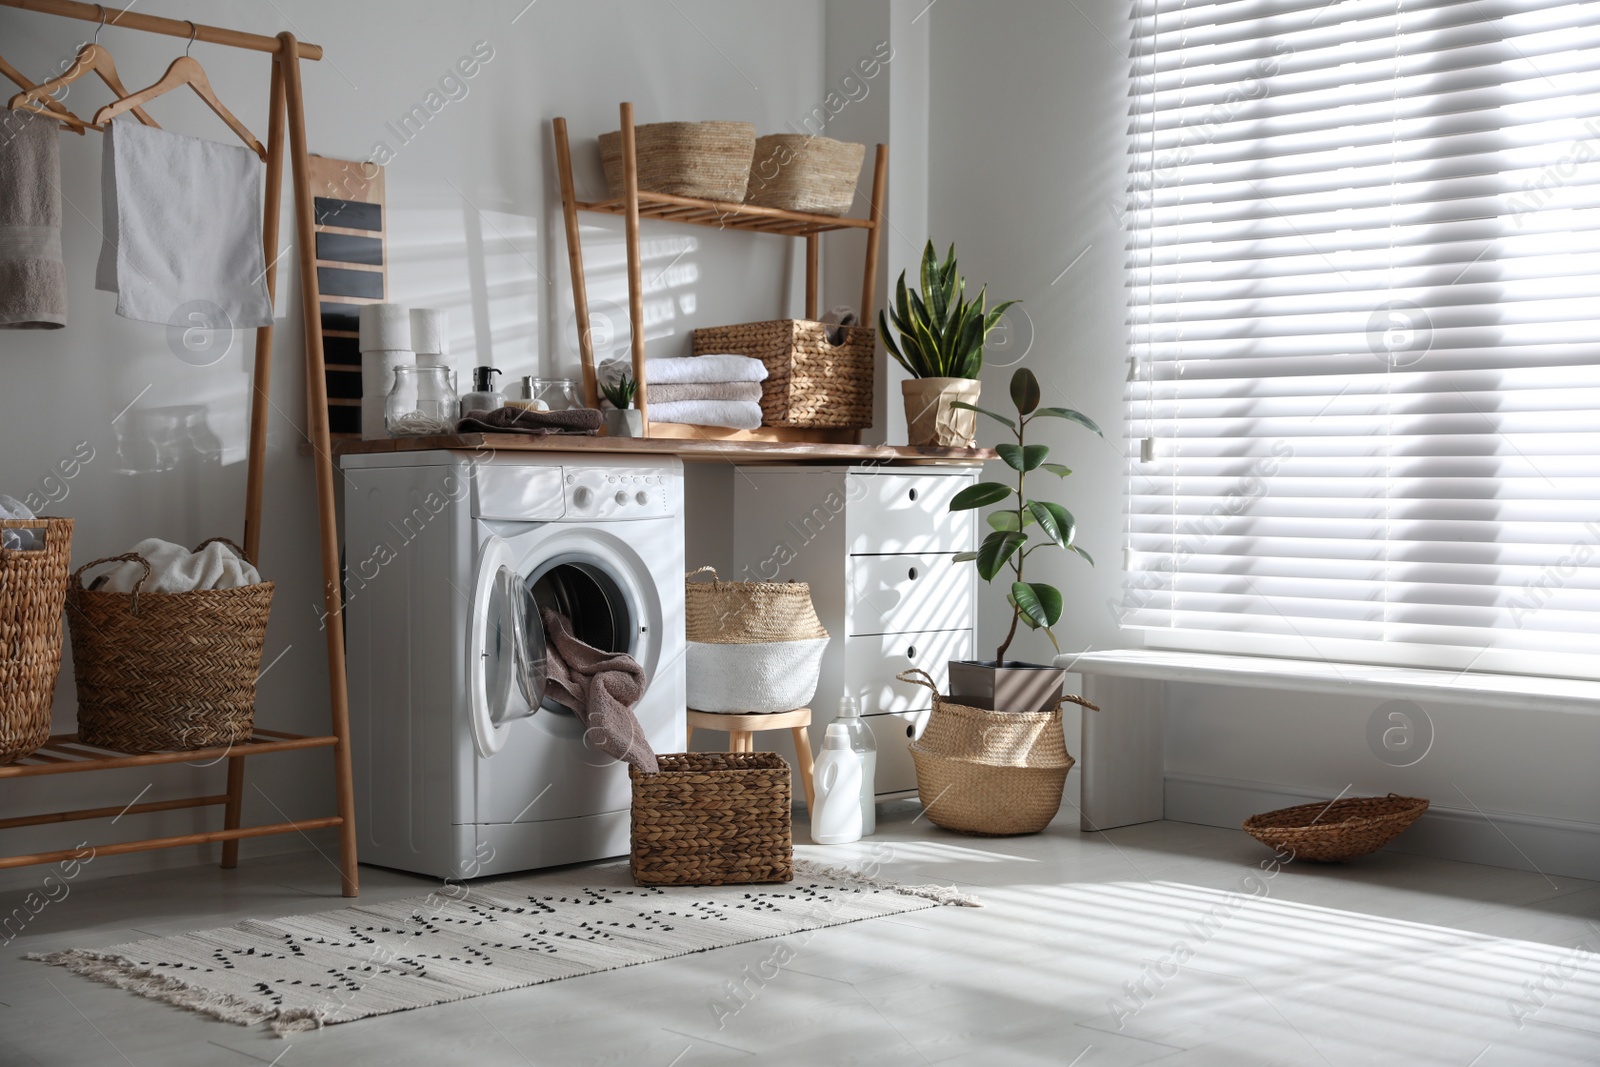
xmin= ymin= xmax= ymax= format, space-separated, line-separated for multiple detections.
xmin=410 ymin=308 xmax=448 ymax=357
xmin=362 ymin=349 xmax=414 ymax=439
xmin=359 ymin=303 xmax=411 ymax=353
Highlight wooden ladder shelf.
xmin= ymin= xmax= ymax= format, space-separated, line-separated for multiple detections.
xmin=552 ymin=102 xmax=888 ymax=444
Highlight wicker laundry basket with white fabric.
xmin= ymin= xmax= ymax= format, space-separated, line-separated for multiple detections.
xmin=684 ymin=567 xmax=828 ymax=714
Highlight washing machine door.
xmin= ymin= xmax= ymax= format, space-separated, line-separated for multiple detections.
xmin=468 ymin=534 xmax=548 ymax=758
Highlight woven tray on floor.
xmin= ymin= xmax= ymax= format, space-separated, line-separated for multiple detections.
xmin=1243 ymin=793 xmax=1429 ymax=862
xmin=630 ymin=751 xmax=793 ymax=886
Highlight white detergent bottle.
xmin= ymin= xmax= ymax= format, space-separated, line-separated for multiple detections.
xmin=831 ymin=694 xmax=877 ymax=835
xmin=811 ymin=723 xmax=864 ymax=844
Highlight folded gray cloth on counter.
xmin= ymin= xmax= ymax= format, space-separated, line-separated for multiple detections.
xmin=457 ymin=406 xmax=602 ymax=435
xmin=647 ymin=381 xmax=764 ymax=404
xmin=648 ymin=399 xmax=764 ymax=430
xmin=0 ymin=110 xmax=66 ymax=329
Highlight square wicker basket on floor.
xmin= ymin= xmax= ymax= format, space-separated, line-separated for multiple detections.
xmin=629 ymin=751 xmax=794 ymax=887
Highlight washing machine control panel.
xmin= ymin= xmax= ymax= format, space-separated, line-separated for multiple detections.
xmin=564 ymin=467 xmax=674 ymax=519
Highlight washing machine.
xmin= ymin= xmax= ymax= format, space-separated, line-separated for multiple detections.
xmin=340 ymin=449 xmax=685 ymax=880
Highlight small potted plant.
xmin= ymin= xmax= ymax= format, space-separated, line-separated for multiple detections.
xmin=879 ymin=241 xmax=1017 ymax=448
xmin=601 ymin=371 xmax=643 ymax=437
xmin=947 ymin=366 xmax=1102 ymax=712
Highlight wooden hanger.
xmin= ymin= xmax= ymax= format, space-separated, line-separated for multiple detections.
xmin=7 ymin=7 xmax=160 ymax=132
xmin=0 ymin=53 xmax=85 ymax=134
xmin=92 ymin=22 xmax=266 ymax=161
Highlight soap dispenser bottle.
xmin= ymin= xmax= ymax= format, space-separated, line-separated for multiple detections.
xmin=811 ymin=723 xmax=864 ymax=844
xmin=831 ymin=694 xmax=877 ymax=835
xmin=460 ymin=366 xmax=505 ymax=419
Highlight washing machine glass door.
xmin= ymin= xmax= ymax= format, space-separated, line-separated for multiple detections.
xmin=469 ymin=534 xmax=547 ymax=758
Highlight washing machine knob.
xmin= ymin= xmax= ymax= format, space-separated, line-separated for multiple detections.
xmin=614 ymin=490 xmax=629 ymax=506
xmin=635 ymin=490 xmax=649 ymax=506
xmin=572 ymin=486 xmax=593 ymax=509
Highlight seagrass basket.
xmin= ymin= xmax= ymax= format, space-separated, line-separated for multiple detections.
xmin=745 ymin=134 xmax=866 ymax=215
xmin=0 ymin=517 xmax=73 ymax=764
xmin=684 ymin=566 xmax=828 ymax=714
xmin=630 ymin=751 xmax=794 ymax=886
xmin=67 ymin=538 xmax=272 ymax=753
xmin=599 ymin=121 xmax=756 ymax=202
xmin=900 ymin=668 xmax=1097 ymax=836
xmin=691 ymin=320 xmax=874 ymax=429
xmin=1243 ymin=794 xmax=1429 ymax=862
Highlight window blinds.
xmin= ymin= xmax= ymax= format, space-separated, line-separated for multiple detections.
xmin=1122 ymin=0 xmax=1600 ymax=674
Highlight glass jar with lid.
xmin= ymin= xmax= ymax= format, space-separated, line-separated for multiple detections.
xmin=386 ymin=366 xmax=459 ymax=436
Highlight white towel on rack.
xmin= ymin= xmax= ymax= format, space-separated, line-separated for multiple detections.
xmin=599 ymin=354 xmax=768 ymax=386
xmin=95 ymin=123 xmax=273 ymax=329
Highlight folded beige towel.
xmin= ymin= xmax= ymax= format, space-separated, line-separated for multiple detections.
xmin=0 ymin=110 xmax=66 ymax=329
xmin=647 ymin=381 xmax=764 ymax=404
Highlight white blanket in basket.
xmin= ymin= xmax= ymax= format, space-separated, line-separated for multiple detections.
xmin=686 ymin=638 xmax=828 ymax=714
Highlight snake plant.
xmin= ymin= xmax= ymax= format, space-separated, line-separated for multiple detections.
xmin=879 ymin=241 xmax=1018 ymax=379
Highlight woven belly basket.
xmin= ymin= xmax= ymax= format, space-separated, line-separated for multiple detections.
xmin=685 ymin=567 xmax=828 ymax=714
xmin=898 ymin=669 xmax=1098 ymax=836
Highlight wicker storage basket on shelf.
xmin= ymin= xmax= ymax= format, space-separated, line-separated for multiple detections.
xmin=691 ymin=320 xmax=874 ymax=429
xmin=0 ymin=517 xmax=73 ymax=764
xmin=599 ymin=121 xmax=757 ymax=202
xmin=66 ymin=538 xmax=273 ymax=753
xmin=630 ymin=751 xmax=794 ymax=886
xmin=899 ymin=668 xmax=1097 ymax=836
xmin=684 ymin=566 xmax=828 ymax=714
xmin=745 ymin=134 xmax=866 ymax=216
xmin=1243 ymin=794 xmax=1429 ymax=862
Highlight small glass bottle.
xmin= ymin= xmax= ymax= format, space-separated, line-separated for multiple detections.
xmin=385 ymin=365 xmax=459 ymax=436
xmin=830 ymin=693 xmax=877 ymax=835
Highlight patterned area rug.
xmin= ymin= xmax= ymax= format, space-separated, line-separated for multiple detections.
xmin=29 ymin=858 xmax=977 ymax=1034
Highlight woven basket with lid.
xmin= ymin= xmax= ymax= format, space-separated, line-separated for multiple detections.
xmin=67 ymin=538 xmax=272 ymax=753
xmin=0 ymin=517 xmax=73 ymax=764
xmin=900 ymin=668 xmax=1097 ymax=836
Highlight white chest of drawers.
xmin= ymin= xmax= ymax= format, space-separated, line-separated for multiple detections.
xmin=732 ymin=465 xmax=981 ymax=798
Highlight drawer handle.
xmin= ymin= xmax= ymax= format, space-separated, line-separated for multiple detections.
xmin=909 ymin=488 xmax=918 ymax=501
xmin=906 ymin=724 xmax=915 ymax=738
xmin=906 ymin=644 xmax=916 ymax=659
xmin=908 ymin=566 xmax=918 ymax=581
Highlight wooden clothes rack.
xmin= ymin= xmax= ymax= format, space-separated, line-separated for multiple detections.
xmin=553 ymin=102 xmax=888 ymax=443
xmin=0 ymin=0 xmax=358 ymax=896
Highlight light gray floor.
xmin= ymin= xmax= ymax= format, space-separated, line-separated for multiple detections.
xmin=2 ymin=804 xmax=1598 ymax=1066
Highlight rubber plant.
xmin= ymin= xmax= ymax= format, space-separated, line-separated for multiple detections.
xmin=950 ymin=366 xmax=1103 ymax=661
xmin=879 ymin=241 xmax=1018 ymax=379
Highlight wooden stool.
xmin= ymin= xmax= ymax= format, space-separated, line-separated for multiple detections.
xmin=686 ymin=707 xmax=816 ymax=810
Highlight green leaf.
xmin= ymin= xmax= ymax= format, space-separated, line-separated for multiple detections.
xmin=986 ymin=510 xmax=1021 ymax=532
xmin=1009 ymin=367 xmax=1041 ymax=416
xmin=997 ymin=443 xmax=1049 ymax=471
xmin=950 ymin=481 xmax=1014 ymax=510
xmin=949 ymin=401 xmax=1016 ymax=430
xmin=952 ymin=550 xmax=979 ymax=563
xmin=1026 ymin=501 xmax=1076 ymax=548
xmin=1034 ymin=406 xmax=1104 ymax=436
xmin=1011 ymin=582 xmax=1063 ymax=628
xmin=1041 ymin=463 xmax=1073 ymax=478
xmin=1069 ymin=543 xmax=1096 ymax=566
xmin=1006 ymin=590 xmax=1039 ymax=628
xmin=977 ymin=531 xmax=1027 ymax=581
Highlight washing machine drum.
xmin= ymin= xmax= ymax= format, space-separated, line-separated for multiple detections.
xmin=470 ymin=537 xmax=638 ymax=758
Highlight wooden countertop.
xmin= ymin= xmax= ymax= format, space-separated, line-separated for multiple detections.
xmin=332 ymin=433 xmax=995 ymax=465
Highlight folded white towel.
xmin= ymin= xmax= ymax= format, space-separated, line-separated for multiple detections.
xmin=95 ymin=123 xmax=273 ymax=329
xmin=600 ymin=354 xmax=767 ymax=386
xmin=0 ymin=494 xmax=41 ymax=551
xmin=99 ymin=538 xmax=261 ymax=594
xmin=648 ymin=399 xmax=764 ymax=430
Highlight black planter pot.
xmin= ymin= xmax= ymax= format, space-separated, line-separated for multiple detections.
xmin=946 ymin=660 xmax=1067 ymax=714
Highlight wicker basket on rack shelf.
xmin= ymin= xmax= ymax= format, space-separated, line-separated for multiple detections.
xmin=599 ymin=121 xmax=757 ymax=202
xmin=66 ymin=538 xmax=273 ymax=753
xmin=899 ymin=668 xmax=1096 ymax=836
xmin=0 ymin=518 xmax=74 ymax=764
xmin=745 ymin=134 xmax=866 ymax=216
xmin=691 ymin=320 xmax=874 ymax=429
xmin=630 ymin=751 xmax=794 ymax=886
xmin=1243 ymin=794 xmax=1429 ymax=862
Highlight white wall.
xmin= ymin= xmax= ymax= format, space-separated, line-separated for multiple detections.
xmin=0 ymin=0 xmax=855 ymax=887
xmin=926 ymin=0 xmax=1600 ymax=869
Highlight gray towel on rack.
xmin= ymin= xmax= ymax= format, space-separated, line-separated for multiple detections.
xmin=95 ymin=123 xmax=273 ymax=329
xmin=0 ymin=110 xmax=67 ymax=329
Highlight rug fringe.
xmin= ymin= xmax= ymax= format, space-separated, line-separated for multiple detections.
xmin=27 ymin=949 xmax=324 ymax=1036
xmin=793 ymin=857 xmax=982 ymax=907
